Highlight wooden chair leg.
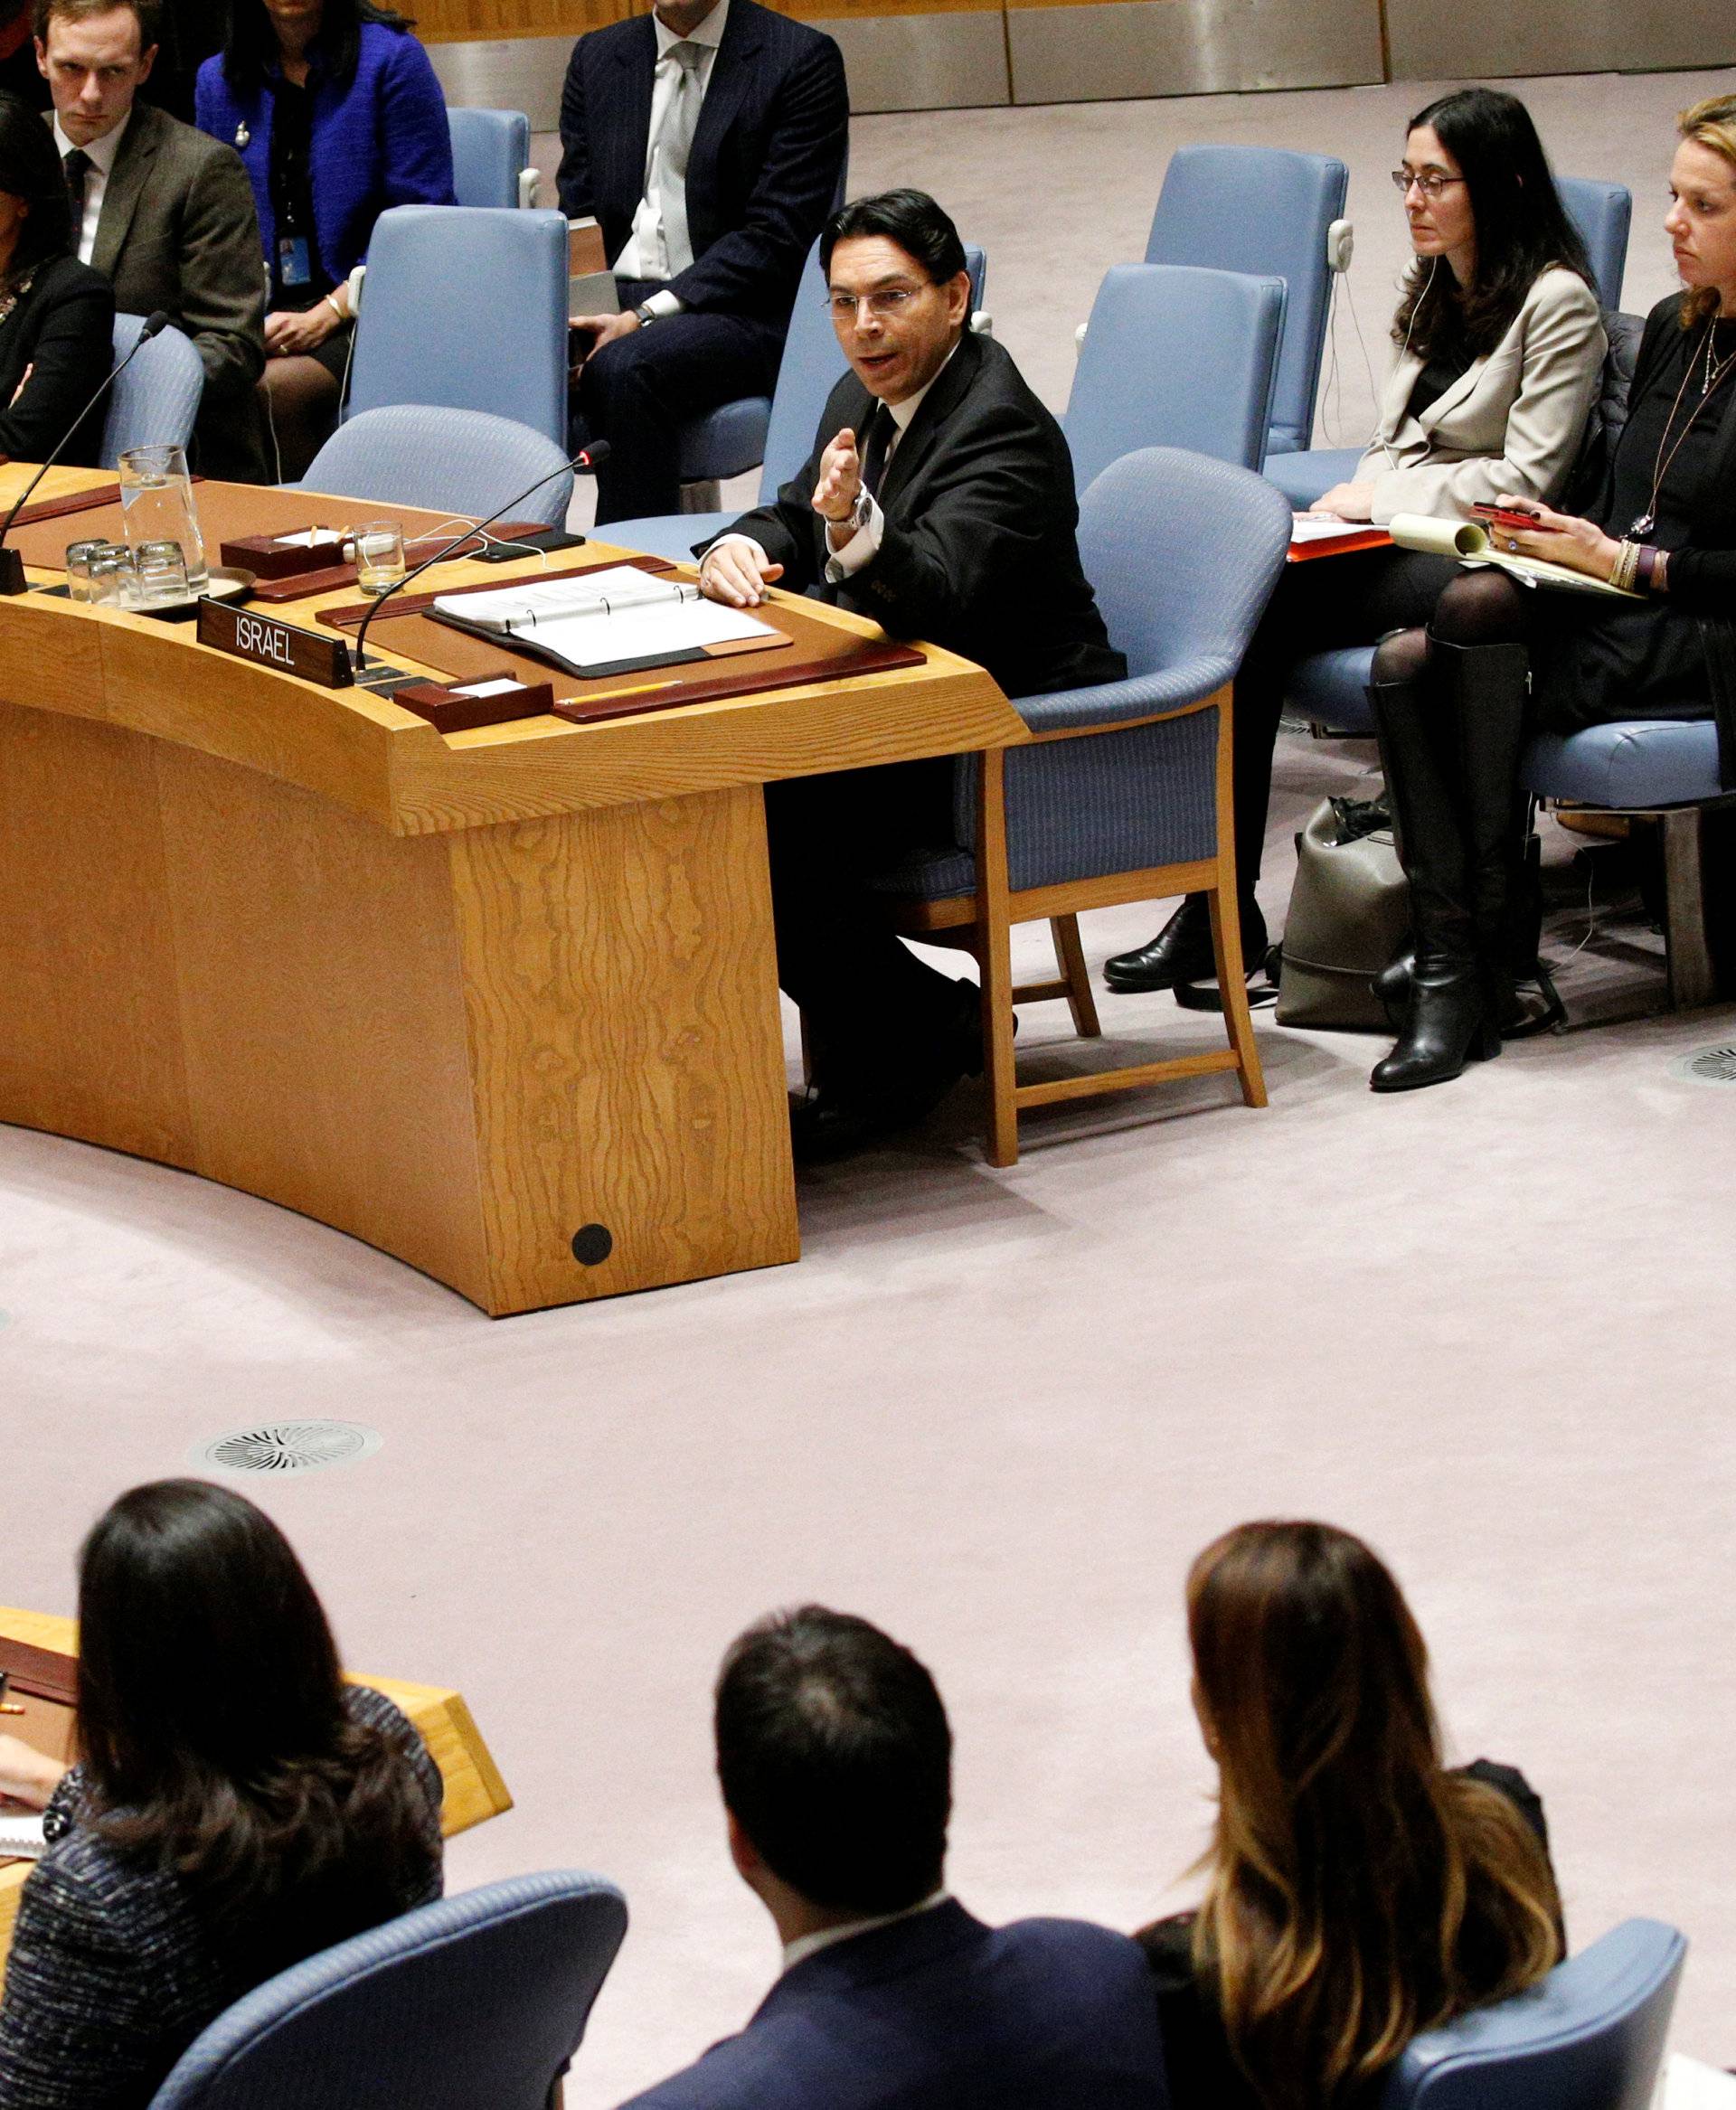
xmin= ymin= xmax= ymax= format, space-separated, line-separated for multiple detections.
xmin=1049 ymin=915 xmax=1101 ymax=1039
xmin=976 ymin=748 xmax=1020 ymax=1166
xmin=1661 ymin=805 xmax=1718 ymax=1008
xmin=1207 ymin=884 xmax=1267 ymax=1108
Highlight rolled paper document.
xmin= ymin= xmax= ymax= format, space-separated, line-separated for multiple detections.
xmin=1387 ymin=513 xmax=1498 ymax=558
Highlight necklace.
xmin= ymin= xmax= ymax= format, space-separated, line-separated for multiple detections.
xmin=1632 ymin=320 xmax=1736 ymax=539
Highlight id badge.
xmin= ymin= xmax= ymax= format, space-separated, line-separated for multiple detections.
xmin=278 ymin=234 xmax=312 ymax=288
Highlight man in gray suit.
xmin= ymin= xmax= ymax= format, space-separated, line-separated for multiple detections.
xmin=36 ymin=0 xmax=268 ymax=478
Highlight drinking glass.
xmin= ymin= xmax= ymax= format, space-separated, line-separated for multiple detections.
xmin=63 ymin=539 xmax=108 ymax=601
xmin=85 ymin=548 xmax=136 ymax=607
xmin=134 ymin=540 xmax=190 ymax=608
xmin=353 ymin=520 xmax=407 ymax=597
xmin=118 ymin=444 xmax=209 ymax=593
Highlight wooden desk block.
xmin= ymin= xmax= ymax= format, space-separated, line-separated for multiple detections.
xmin=0 ymin=1606 xmax=511 ymax=1995
xmin=0 ymin=503 xmax=1026 ymax=1314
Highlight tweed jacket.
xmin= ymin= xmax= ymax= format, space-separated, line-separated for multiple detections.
xmin=194 ymin=22 xmax=455 ymax=294
xmin=555 ymin=0 xmax=846 ymax=325
xmin=56 ymin=102 xmax=267 ymax=478
xmin=1355 ymin=265 xmax=1607 ymax=523
xmin=0 ymin=1686 xmax=443 ymax=2110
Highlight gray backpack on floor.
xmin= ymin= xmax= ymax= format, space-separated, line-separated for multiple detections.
xmin=1275 ymin=796 xmax=1408 ymax=1032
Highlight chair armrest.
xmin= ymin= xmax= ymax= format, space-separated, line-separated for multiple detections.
xmin=1014 ymin=655 xmax=1236 ymax=736
xmin=518 ymin=168 xmax=541 ymax=209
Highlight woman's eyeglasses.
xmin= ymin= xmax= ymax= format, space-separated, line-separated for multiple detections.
xmin=1392 ymin=170 xmax=1467 ymax=199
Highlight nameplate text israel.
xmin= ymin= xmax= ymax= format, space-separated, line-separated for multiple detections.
xmin=198 ymin=600 xmax=353 ymax=688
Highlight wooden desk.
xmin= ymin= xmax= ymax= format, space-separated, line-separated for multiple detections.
xmin=0 ymin=477 xmax=1024 ymax=1314
xmin=0 ymin=1606 xmax=511 ymax=1992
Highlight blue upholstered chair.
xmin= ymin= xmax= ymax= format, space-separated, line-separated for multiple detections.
xmin=1064 ymin=263 xmax=1287 ymax=490
xmin=100 ymin=314 xmax=204 ymax=466
xmin=146 ymin=1871 xmax=628 ymax=2109
xmin=871 ymin=447 xmax=1292 ymax=1165
xmin=1266 ymin=174 xmax=1633 ymax=510
xmin=294 ymin=406 xmax=575 ymax=527
xmin=448 ymin=108 xmax=538 ymax=210
xmin=1145 ymin=144 xmax=1349 ymax=462
xmin=347 ymin=206 xmax=569 ymax=447
xmin=1379 ymin=1917 xmax=1684 ymax=2110
xmin=606 ymin=244 xmax=988 ymax=561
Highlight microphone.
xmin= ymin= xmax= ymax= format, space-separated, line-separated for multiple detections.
xmin=353 ymin=438 xmax=609 ymax=671
xmin=0 ymin=310 xmax=172 ymax=596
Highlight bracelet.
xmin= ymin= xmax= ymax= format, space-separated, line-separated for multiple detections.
xmin=1654 ymin=550 xmax=1670 ymax=595
xmin=1635 ymin=543 xmax=1661 ymax=594
xmin=1610 ymin=540 xmax=1641 ymax=593
xmin=323 ymin=292 xmax=346 ymax=325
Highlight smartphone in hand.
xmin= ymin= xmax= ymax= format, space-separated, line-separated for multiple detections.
xmin=1472 ymin=501 xmax=1543 ymax=535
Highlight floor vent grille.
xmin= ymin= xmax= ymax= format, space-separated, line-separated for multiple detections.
xmin=1673 ymin=1046 xmax=1736 ymax=1087
xmin=189 ymin=1421 xmax=382 ymax=1476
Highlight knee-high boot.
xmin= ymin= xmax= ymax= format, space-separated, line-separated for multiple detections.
xmin=1367 ymin=673 xmax=1500 ymax=1092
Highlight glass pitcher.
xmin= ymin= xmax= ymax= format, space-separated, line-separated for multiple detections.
xmin=118 ymin=445 xmax=209 ymax=595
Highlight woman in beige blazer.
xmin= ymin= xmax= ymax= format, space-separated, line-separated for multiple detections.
xmin=1106 ymin=88 xmax=1607 ymax=1008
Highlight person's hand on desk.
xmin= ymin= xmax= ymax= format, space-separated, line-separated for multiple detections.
xmin=1489 ymin=492 xmax=1624 ymax=581
xmin=0 ymin=1734 xmax=65 ymax=1810
xmin=1313 ymin=480 xmax=1377 ymax=522
xmin=812 ymin=426 xmax=863 ymax=550
xmin=265 ymin=299 xmax=346 ymax=358
xmin=699 ymin=539 xmax=784 ymax=608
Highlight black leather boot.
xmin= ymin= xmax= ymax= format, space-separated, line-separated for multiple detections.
xmin=1366 ymin=674 xmax=1499 ymax=1092
xmin=1104 ymin=893 xmax=1269 ymax=994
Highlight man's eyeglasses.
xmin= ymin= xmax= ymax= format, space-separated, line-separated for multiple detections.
xmin=1391 ymin=170 xmax=1467 ymax=199
xmin=825 ymin=286 xmax=924 ymax=319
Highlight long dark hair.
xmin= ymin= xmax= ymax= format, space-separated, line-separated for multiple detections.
xmin=1392 ymin=88 xmax=1593 ymax=361
xmin=0 ymin=91 xmax=74 ymax=278
xmin=77 ymin=1480 xmax=434 ymax=1975
xmin=222 ymin=0 xmax=417 ymax=93
xmin=1185 ymin=1521 xmax=1561 ymax=2110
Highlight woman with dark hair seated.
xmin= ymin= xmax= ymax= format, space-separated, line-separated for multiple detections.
xmin=1139 ymin=1520 xmax=1562 ymax=2110
xmin=1370 ymin=95 xmax=1736 ymax=1089
xmin=0 ymin=87 xmax=114 ymax=463
xmin=195 ymin=0 xmax=455 ymax=479
xmin=1107 ymin=88 xmax=1605 ymax=1012
xmin=0 ymin=1479 xmax=443 ymax=2109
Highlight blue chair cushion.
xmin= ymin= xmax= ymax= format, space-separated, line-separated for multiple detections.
xmin=1263 ymin=446 xmax=1364 ymax=509
xmin=677 ymin=398 xmax=771 ymax=485
xmin=1288 ymin=644 xmax=1377 ymax=734
xmin=1523 ymin=721 xmax=1722 ymax=807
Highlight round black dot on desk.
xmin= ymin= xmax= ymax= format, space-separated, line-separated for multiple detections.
xmin=571 ymin=1224 xmax=614 ymax=1267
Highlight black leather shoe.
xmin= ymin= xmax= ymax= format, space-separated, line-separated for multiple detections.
xmin=791 ymin=981 xmax=992 ymax=1163
xmin=1105 ymin=896 xmax=1268 ymax=994
xmin=1369 ymin=954 xmax=1501 ymax=1092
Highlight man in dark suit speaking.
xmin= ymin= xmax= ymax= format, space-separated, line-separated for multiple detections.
xmin=618 ymin=1605 xmax=1166 ymax=2110
xmin=557 ymin=0 xmax=845 ymax=525
xmin=700 ymin=189 xmax=1124 ymax=1160
xmin=37 ymin=0 xmax=266 ymax=479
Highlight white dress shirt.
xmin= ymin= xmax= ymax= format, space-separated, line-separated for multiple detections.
xmin=780 ymin=1889 xmax=951 ymax=1975
xmin=613 ymin=0 xmax=730 ymax=317
xmin=54 ymin=110 xmax=131 ymax=268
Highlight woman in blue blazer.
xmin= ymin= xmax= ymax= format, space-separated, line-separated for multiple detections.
xmin=196 ymin=0 xmax=454 ymax=476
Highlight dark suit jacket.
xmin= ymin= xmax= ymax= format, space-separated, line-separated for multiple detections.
xmin=555 ymin=0 xmax=845 ymax=326
xmin=72 ymin=103 xmax=267 ymax=479
xmin=619 ymin=1901 xmax=1168 ymax=2110
xmin=0 ymin=252 xmax=115 ymax=466
xmin=717 ymin=329 xmax=1126 ymax=701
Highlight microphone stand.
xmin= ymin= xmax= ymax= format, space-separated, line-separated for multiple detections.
xmin=0 ymin=310 xmax=171 ymax=596
xmin=353 ymin=439 xmax=609 ymax=671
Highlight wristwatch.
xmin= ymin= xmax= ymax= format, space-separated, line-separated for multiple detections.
xmin=845 ymin=485 xmax=874 ymax=533
xmin=633 ymin=303 xmax=658 ymax=328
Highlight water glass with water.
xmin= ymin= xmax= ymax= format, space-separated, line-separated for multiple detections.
xmin=134 ymin=539 xmax=190 ymax=608
xmin=353 ymin=520 xmax=407 ymax=597
xmin=85 ymin=546 xmax=136 ymax=608
xmin=63 ymin=539 xmax=108 ymax=601
xmin=118 ymin=444 xmax=209 ymax=594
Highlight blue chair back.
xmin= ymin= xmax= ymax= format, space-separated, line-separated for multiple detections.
xmin=297 ymin=406 xmax=575 ymax=526
xmin=448 ymin=108 xmax=533 ymax=210
xmin=1065 ymin=263 xmax=1285 ymax=492
xmin=1079 ymin=445 xmax=1294 ymax=692
xmin=348 ymin=206 xmax=569 ymax=447
xmin=1146 ymin=144 xmax=1348 ymax=457
xmin=1380 ymin=1918 xmax=1685 ymax=2110
xmin=100 ymin=314 xmax=204 ymax=466
xmin=1558 ymin=176 xmax=1632 ymax=310
xmin=147 ymin=1871 xmax=628 ymax=2110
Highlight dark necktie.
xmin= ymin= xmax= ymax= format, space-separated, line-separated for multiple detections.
xmin=62 ymin=148 xmax=92 ymax=237
xmin=860 ymin=405 xmax=894 ymax=500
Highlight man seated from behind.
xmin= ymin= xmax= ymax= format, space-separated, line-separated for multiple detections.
xmin=37 ymin=0 xmax=266 ymax=478
xmin=618 ymin=1604 xmax=1165 ymax=2110
xmin=698 ymin=188 xmax=1125 ymax=1161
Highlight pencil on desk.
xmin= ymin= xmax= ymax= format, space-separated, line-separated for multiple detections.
xmin=0 ymin=1703 xmax=24 ymax=1715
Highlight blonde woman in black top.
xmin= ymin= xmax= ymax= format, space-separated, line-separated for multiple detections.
xmin=1139 ymin=1521 xmax=1561 ymax=2110
xmin=0 ymin=1481 xmax=443 ymax=2109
